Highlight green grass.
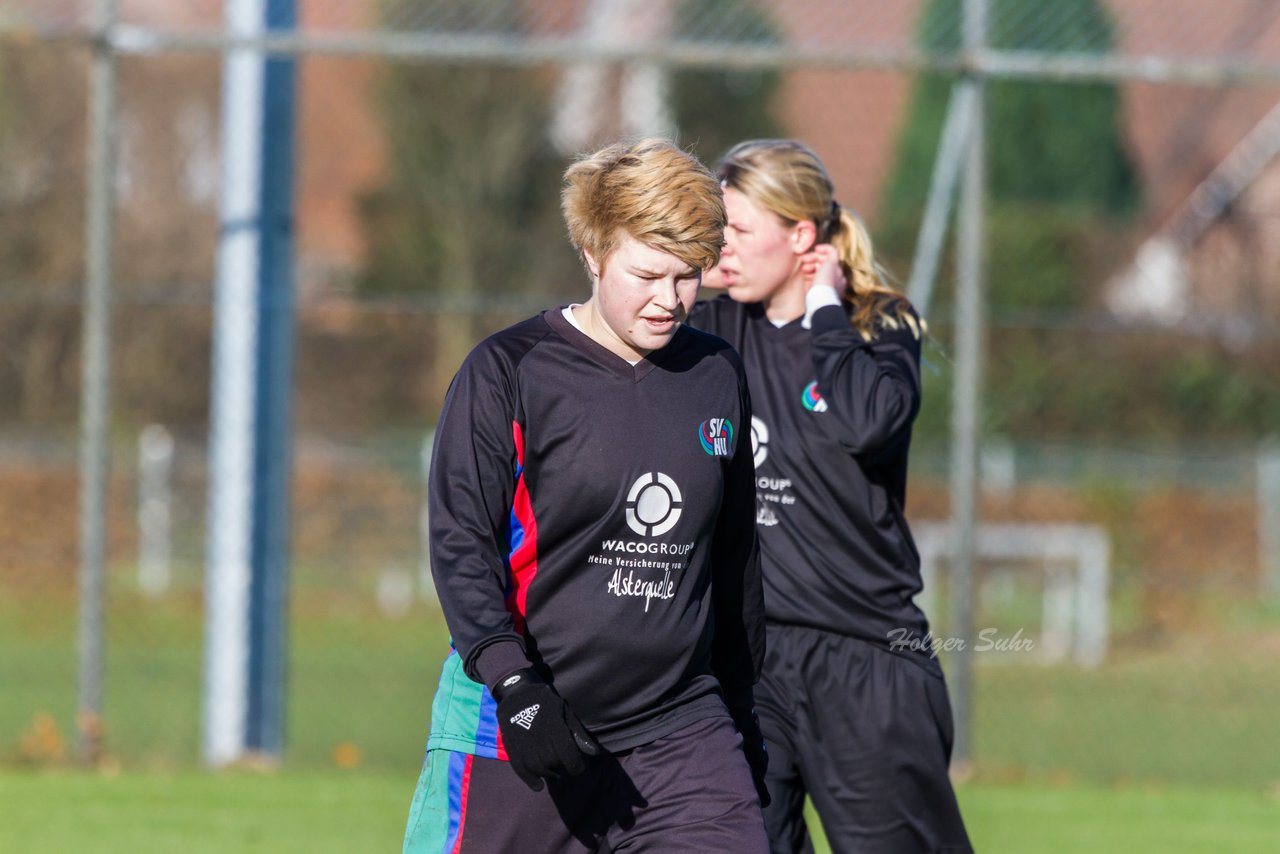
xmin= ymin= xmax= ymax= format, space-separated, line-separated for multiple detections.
xmin=2 ymin=770 xmax=1276 ymax=854
xmin=969 ymin=648 xmax=1280 ymax=787
xmin=2 ymin=587 xmax=451 ymax=775
xmin=0 ymin=769 xmax=411 ymax=853
xmin=5 ymin=586 xmax=1280 ymax=786
xmin=959 ymin=783 xmax=1280 ymax=853
xmin=5 ymin=584 xmax=1280 ymax=851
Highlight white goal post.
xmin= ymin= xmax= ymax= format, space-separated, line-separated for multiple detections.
xmin=913 ymin=522 xmax=1110 ymax=667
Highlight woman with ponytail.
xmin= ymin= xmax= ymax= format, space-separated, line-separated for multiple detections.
xmin=690 ymin=139 xmax=971 ymax=854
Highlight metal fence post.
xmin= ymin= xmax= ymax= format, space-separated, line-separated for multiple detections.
xmin=1259 ymin=439 xmax=1280 ymax=602
xmin=138 ymin=425 xmax=174 ymax=597
xmin=907 ymin=83 xmax=975 ymax=316
xmin=419 ymin=431 xmax=437 ymax=604
xmin=76 ymin=0 xmax=120 ymax=767
xmin=948 ymin=0 xmax=988 ymax=770
xmin=981 ymin=436 xmax=1015 ymax=497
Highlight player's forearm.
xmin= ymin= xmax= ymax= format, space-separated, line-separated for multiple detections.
xmin=810 ymin=304 xmax=921 ymax=455
xmin=428 ymin=521 xmax=527 ymax=683
xmin=428 ymin=342 xmax=530 ymax=683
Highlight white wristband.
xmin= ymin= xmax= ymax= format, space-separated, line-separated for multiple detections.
xmin=802 ymin=285 xmax=841 ymax=329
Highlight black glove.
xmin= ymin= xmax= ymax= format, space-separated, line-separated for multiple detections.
xmin=491 ymin=668 xmax=601 ymax=791
xmin=729 ymin=703 xmax=771 ymax=808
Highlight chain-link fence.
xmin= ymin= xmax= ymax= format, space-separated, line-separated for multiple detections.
xmin=2 ymin=0 xmax=1279 ymax=789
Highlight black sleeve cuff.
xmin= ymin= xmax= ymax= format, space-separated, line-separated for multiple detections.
xmin=810 ymin=303 xmax=852 ymax=337
xmin=468 ymin=638 xmax=533 ymax=690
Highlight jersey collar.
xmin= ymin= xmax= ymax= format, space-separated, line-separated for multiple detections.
xmin=543 ymin=307 xmax=678 ymax=382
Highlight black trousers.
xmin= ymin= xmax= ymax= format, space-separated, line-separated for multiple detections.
xmin=756 ymin=624 xmax=973 ymax=854
xmin=403 ymin=714 xmax=767 ymax=853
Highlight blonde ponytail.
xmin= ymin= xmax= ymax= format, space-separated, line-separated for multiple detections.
xmin=828 ymin=207 xmax=923 ymax=342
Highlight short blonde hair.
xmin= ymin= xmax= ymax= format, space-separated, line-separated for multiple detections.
xmin=562 ymin=138 xmax=725 ymax=275
xmin=720 ymin=139 xmax=921 ymax=341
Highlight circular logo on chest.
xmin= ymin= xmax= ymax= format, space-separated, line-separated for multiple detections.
xmin=625 ymin=472 xmax=683 ymax=537
xmin=751 ymin=416 xmax=769 ymax=467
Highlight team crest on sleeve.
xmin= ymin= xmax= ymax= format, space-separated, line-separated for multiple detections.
xmin=698 ymin=418 xmax=734 ymax=457
xmin=801 ymin=381 xmax=828 ymax=413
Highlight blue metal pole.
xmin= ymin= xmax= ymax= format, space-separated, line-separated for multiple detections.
xmin=204 ymin=0 xmax=296 ymax=767
xmin=246 ymin=0 xmax=297 ymax=758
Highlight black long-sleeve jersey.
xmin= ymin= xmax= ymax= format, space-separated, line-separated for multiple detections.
xmin=689 ymin=295 xmax=938 ymax=671
xmin=425 ymin=308 xmax=765 ymax=756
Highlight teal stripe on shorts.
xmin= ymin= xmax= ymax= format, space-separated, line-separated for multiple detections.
xmin=427 ymin=651 xmax=503 ymax=758
xmin=403 ymin=748 xmax=474 ymax=853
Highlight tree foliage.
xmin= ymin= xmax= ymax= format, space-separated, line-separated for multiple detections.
xmin=358 ymin=0 xmax=579 ymax=299
xmin=874 ymin=0 xmax=1261 ymax=444
xmin=670 ymin=0 xmax=783 ymax=164
xmin=884 ymin=0 xmax=1139 ymax=235
xmin=359 ymin=0 xmax=785 ymax=300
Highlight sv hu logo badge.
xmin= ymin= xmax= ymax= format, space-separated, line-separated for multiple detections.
xmin=801 ymin=381 xmax=829 ymax=413
xmin=699 ymin=418 xmax=733 ymax=457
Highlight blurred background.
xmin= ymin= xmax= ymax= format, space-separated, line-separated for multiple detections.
xmin=2 ymin=0 xmax=1278 ymax=850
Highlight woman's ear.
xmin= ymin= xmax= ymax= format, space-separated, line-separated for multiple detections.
xmin=790 ymin=220 xmax=818 ymax=255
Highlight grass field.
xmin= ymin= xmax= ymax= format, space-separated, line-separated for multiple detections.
xmin=5 ymin=584 xmax=1279 ymax=850
xmin=2 ymin=769 xmax=1276 ymax=853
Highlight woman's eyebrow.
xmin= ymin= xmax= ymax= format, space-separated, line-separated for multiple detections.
xmin=630 ymin=266 xmax=698 ymax=277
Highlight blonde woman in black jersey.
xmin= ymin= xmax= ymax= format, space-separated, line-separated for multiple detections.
xmin=690 ymin=139 xmax=972 ymax=854
xmin=404 ymin=139 xmax=769 ymax=854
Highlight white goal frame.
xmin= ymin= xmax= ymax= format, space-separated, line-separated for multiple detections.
xmin=913 ymin=522 xmax=1110 ymax=667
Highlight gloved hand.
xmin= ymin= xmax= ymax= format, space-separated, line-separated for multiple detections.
xmin=491 ymin=668 xmax=601 ymax=791
xmin=728 ymin=702 xmax=771 ymax=808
